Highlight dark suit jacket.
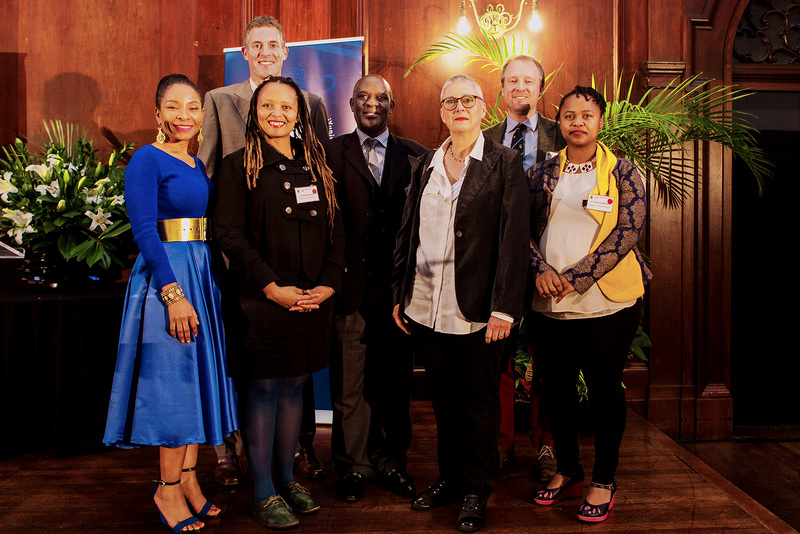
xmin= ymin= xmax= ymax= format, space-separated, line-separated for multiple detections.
xmin=199 ymin=80 xmax=330 ymax=180
xmin=325 ymin=131 xmax=426 ymax=317
xmin=483 ymin=114 xmax=565 ymax=165
xmin=392 ymin=138 xmax=530 ymax=323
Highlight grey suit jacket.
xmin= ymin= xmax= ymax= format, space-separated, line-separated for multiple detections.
xmin=198 ymin=80 xmax=330 ymax=180
xmin=483 ymin=114 xmax=565 ymax=165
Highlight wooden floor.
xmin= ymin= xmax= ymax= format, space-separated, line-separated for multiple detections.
xmin=3 ymin=402 xmax=797 ymax=534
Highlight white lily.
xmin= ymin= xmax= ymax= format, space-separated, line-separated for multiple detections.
xmin=0 ymin=173 xmax=18 ymax=202
xmin=25 ymin=164 xmax=50 ymax=179
xmin=111 ymin=194 xmax=125 ymax=206
xmin=84 ymin=207 xmax=112 ymax=231
xmin=46 ymin=153 xmax=61 ymax=166
xmin=2 ymin=208 xmax=36 ymax=244
xmin=34 ymin=180 xmax=61 ymax=198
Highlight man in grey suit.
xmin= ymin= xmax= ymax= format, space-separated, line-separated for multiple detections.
xmin=483 ymin=55 xmax=565 ymax=482
xmin=198 ymin=15 xmax=330 ymax=487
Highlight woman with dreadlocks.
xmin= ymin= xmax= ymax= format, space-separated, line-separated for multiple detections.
xmin=214 ymin=76 xmax=344 ymax=530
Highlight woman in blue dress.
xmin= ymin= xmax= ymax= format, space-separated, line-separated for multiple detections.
xmin=103 ymin=74 xmax=238 ymax=533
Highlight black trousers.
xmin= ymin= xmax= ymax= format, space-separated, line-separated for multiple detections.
xmin=531 ymin=300 xmax=641 ymax=485
xmin=412 ymin=324 xmax=503 ymax=498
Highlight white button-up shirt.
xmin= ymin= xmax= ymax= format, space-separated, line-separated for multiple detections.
xmin=404 ymin=135 xmax=488 ymax=334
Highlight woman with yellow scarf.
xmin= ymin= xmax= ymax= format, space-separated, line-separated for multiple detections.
xmin=527 ymin=86 xmax=652 ymax=522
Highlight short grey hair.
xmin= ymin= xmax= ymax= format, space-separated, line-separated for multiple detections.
xmin=440 ymin=74 xmax=484 ymax=102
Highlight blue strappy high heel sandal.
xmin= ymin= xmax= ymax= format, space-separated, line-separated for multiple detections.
xmin=182 ymin=467 xmax=219 ymax=519
xmin=153 ymin=479 xmax=202 ymax=532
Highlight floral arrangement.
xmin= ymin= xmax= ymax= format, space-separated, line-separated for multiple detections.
xmin=0 ymin=120 xmax=134 ymax=271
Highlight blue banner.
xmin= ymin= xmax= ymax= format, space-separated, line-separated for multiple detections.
xmin=224 ymin=37 xmax=364 ymax=139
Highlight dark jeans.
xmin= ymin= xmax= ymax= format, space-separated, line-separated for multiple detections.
xmin=531 ymin=300 xmax=642 ymax=485
xmin=412 ymin=324 xmax=503 ymax=497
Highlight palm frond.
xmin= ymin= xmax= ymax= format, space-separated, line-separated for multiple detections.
xmin=598 ymin=73 xmax=771 ymax=207
xmin=404 ymin=28 xmax=529 ymax=78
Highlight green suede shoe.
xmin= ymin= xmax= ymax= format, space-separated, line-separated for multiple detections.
xmin=279 ymin=481 xmax=320 ymax=515
xmin=251 ymin=495 xmax=299 ymax=530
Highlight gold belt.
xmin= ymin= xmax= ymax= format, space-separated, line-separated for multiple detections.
xmin=157 ymin=217 xmax=209 ymax=242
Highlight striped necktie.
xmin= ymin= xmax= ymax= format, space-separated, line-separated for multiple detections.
xmin=511 ymin=123 xmax=526 ymax=155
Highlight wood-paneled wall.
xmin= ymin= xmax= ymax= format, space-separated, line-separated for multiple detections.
xmin=2 ymin=0 xmax=757 ymax=440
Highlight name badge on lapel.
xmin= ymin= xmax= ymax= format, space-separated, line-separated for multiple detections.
xmin=295 ymin=185 xmax=320 ymax=204
xmin=586 ymin=194 xmax=614 ymax=213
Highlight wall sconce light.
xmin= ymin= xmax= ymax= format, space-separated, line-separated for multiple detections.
xmin=457 ymin=0 xmax=542 ymax=37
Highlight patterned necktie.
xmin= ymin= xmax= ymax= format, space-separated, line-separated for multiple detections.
xmin=366 ymin=138 xmax=382 ymax=185
xmin=510 ymin=123 xmax=526 ymax=155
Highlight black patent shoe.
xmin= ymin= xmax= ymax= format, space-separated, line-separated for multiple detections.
xmin=457 ymin=493 xmax=487 ymax=533
xmin=337 ymin=471 xmax=366 ymax=503
xmin=411 ymin=479 xmax=462 ymax=511
xmin=379 ymin=468 xmax=416 ymax=497
xmin=294 ymin=444 xmax=325 ymax=481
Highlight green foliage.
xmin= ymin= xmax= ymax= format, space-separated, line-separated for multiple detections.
xmin=406 ymin=32 xmax=771 ymax=208
xmin=404 ymin=28 xmax=560 ymax=129
xmin=596 ymin=74 xmax=771 ymax=208
xmin=0 ymin=120 xmax=135 ymax=270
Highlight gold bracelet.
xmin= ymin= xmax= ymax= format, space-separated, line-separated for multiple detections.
xmin=160 ymin=284 xmax=185 ymax=306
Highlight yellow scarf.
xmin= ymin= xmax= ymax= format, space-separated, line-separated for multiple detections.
xmin=556 ymin=141 xmax=644 ymax=302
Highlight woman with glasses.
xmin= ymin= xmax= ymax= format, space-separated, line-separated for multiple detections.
xmin=528 ymin=86 xmax=651 ymax=522
xmin=392 ymin=74 xmax=528 ymax=533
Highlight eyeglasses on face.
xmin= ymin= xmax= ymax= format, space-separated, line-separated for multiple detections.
xmin=441 ymin=94 xmax=483 ymax=111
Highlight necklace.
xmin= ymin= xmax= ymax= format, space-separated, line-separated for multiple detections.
xmin=564 ymin=156 xmax=597 ymax=174
xmin=449 ymin=144 xmax=467 ymax=163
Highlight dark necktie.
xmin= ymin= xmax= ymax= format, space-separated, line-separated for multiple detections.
xmin=365 ymin=138 xmax=382 ymax=185
xmin=511 ymin=123 xmax=526 ymax=155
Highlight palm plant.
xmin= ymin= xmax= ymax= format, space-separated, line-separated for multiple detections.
xmin=406 ymin=29 xmax=770 ymax=208
xmin=405 ymin=28 xmax=561 ymax=129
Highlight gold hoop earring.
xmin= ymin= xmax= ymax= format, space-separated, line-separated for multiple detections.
xmin=156 ymin=127 xmax=166 ymax=144
xmin=197 ymin=128 xmax=203 ymax=144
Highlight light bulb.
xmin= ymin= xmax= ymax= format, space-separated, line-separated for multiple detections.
xmin=457 ymin=15 xmax=470 ymax=35
xmin=529 ymin=12 xmax=542 ymax=31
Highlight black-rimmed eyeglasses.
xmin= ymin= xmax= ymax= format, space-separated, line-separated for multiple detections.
xmin=441 ymin=95 xmax=483 ymax=111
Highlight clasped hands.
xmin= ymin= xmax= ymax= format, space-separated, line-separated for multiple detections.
xmin=536 ymin=270 xmax=575 ymax=303
xmin=264 ymin=282 xmax=334 ymax=312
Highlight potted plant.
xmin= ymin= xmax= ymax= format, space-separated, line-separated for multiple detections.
xmin=0 ymin=120 xmax=135 ymax=285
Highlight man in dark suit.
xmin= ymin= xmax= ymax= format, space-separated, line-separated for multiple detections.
xmin=392 ymin=75 xmax=529 ymax=533
xmin=324 ymin=75 xmax=426 ymax=503
xmin=483 ymin=55 xmax=565 ymax=481
xmin=198 ymin=15 xmax=329 ymax=486
xmin=483 ymin=55 xmax=565 ymax=170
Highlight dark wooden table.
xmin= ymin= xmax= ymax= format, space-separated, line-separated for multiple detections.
xmin=0 ymin=268 xmax=126 ymax=458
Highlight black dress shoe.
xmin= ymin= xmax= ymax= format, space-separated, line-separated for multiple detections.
xmin=337 ymin=472 xmax=366 ymax=503
xmin=213 ymin=455 xmax=241 ymax=486
xmin=379 ymin=469 xmax=416 ymax=497
xmin=457 ymin=494 xmax=487 ymax=533
xmin=411 ymin=479 xmax=462 ymax=511
xmin=294 ymin=444 xmax=326 ymax=481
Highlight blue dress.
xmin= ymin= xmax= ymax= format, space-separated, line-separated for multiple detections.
xmin=103 ymin=144 xmax=238 ymax=448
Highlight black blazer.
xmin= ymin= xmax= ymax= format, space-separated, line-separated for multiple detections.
xmin=325 ymin=131 xmax=426 ymax=317
xmin=392 ymin=137 xmax=530 ymax=323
